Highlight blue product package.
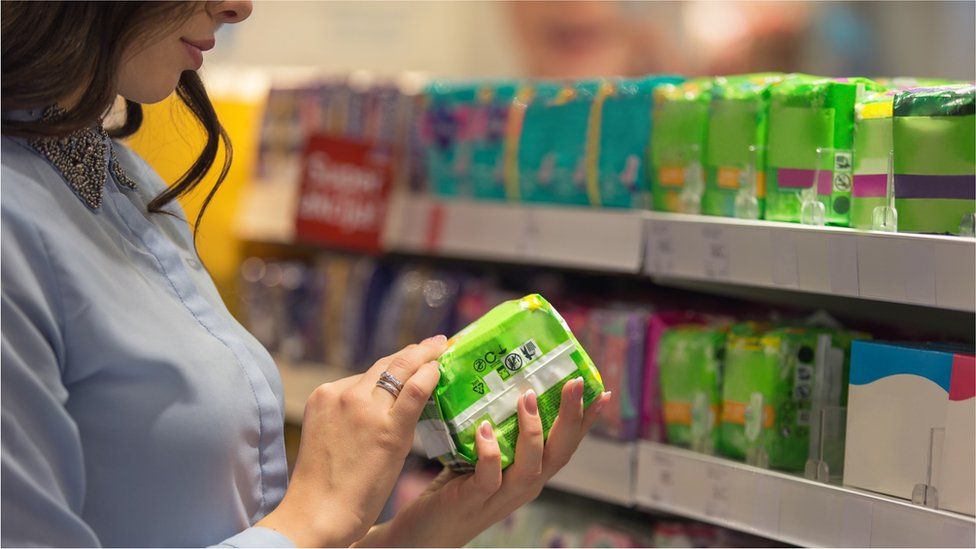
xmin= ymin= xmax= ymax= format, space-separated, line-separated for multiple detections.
xmin=517 ymin=81 xmax=596 ymax=205
xmin=471 ymin=81 xmax=519 ymax=201
xmin=350 ymin=261 xmax=397 ymax=370
xmin=424 ymin=81 xmax=479 ymax=198
xmin=594 ymin=76 xmax=685 ymax=208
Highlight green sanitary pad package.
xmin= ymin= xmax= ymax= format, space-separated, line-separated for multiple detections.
xmin=416 ymin=294 xmax=604 ymax=471
xmin=719 ymin=324 xmax=863 ymax=472
xmin=702 ymin=73 xmax=784 ymax=219
xmin=765 ymin=76 xmax=883 ymax=225
xmin=590 ymin=76 xmax=684 ymax=208
xmin=658 ymin=325 xmax=727 ymax=453
xmin=851 ymin=87 xmax=897 ymax=230
xmin=650 ymin=78 xmax=713 ymax=213
xmin=892 ymin=84 xmax=976 ymax=234
xmin=517 ymin=81 xmax=600 ymax=205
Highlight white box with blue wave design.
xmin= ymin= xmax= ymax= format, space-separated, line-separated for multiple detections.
xmin=843 ymin=341 xmax=964 ymax=502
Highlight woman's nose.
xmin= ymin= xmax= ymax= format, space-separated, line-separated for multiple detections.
xmin=209 ymin=0 xmax=253 ymax=24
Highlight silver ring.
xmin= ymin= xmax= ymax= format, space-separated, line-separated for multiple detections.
xmin=380 ymin=371 xmax=404 ymax=392
xmin=375 ymin=378 xmax=401 ymax=399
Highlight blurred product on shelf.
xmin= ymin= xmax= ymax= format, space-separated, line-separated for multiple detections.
xmin=649 ymin=78 xmax=712 ymax=214
xmin=514 ymin=80 xmax=594 ymax=205
xmin=892 ymin=84 xmax=976 ymax=235
xmin=417 ymin=294 xmax=604 ymax=472
xmin=764 ymin=75 xmax=884 ymax=226
xmin=702 ymin=73 xmax=784 ymax=219
xmin=592 ymin=76 xmax=683 ymax=209
xmin=844 ymin=340 xmax=975 ymax=508
xmin=658 ymin=324 xmax=728 ymax=453
xmin=254 ymin=69 xmax=975 ymax=236
xmin=585 ymin=307 xmax=650 ymax=441
xmin=941 ymin=353 xmax=976 ymax=515
xmin=719 ymin=322 xmax=864 ymax=473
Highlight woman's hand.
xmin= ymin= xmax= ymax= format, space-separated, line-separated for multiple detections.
xmin=355 ymin=378 xmax=611 ymax=548
xmin=258 ymin=335 xmax=449 ymax=547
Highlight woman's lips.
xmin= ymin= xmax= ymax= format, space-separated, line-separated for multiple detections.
xmin=180 ymin=37 xmax=215 ymax=70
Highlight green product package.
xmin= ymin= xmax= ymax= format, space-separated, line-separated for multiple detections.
xmin=591 ymin=75 xmax=684 ymax=209
xmin=764 ymin=75 xmax=883 ymax=226
xmin=657 ymin=325 xmax=727 ymax=453
xmin=518 ymin=81 xmax=601 ymax=205
xmin=702 ymin=73 xmax=785 ymax=218
xmin=851 ymin=88 xmax=896 ymax=230
xmin=416 ymin=294 xmax=604 ymax=472
xmin=650 ymin=78 xmax=713 ymax=213
xmin=718 ymin=324 xmax=863 ymax=472
xmin=892 ymin=84 xmax=976 ymax=235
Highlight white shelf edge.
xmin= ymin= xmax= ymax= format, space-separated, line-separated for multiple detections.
xmin=634 ymin=441 xmax=976 ymax=548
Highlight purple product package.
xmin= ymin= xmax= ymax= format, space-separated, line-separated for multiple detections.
xmin=591 ymin=308 xmax=650 ymax=441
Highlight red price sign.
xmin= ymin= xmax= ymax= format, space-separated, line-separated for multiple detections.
xmin=294 ymin=134 xmax=395 ymax=252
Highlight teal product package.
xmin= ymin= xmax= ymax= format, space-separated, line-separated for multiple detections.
xmin=719 ymin=324 xmax=864 ymax=472
xmin=702 ymin=73 xmax=785 ymax=218
xmin=658 ymin=325 xmax=727 ymax=452
xmin=517 ymin=81 xmax=600 ymax=205
xmin=423 ymin=81 xmax=478 ymax=198
xmin=590 ymin=76 xmax=684 ymax=208
xmin=469 ymin=81 xmax=519 ymax=201
xmin=764 ymin=75 xmax=883 ymax=225
xmin=649 ymin=78 xmax=714 ymax=213
xmin=416 ymin=294 xmax=605 ymax=471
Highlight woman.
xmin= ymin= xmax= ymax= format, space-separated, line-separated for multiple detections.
xmin=0 ymin=2 xmax=610 ymax=547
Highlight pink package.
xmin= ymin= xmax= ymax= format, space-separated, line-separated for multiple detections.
xmin=640 ymin=311 xmax=711 ymax=442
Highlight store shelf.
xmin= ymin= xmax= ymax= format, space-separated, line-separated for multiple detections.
xmin=547 ymin=436 xmax=636 ymax=506
xmin=634 ymin=441 xmax=976 ymax=548
xmin=382 ymin=194 xmax=646 ymax=273
xmin=643 ymin=212 xmax=976 ymax=313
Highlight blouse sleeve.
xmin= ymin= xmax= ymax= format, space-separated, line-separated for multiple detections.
xmin=1 ymin=202 xmax=100 ymax=546
xmin=1 ymin=204 xmax=295 ymax=549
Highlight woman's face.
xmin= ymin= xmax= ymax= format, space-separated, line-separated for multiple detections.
xmin=118 ymin=1 xmax=252 ymax=104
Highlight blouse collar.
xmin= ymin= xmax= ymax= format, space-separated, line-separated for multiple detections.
xmin=7 ymin=106 xmax=138 ymax=210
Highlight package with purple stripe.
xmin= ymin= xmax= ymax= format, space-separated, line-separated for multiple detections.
xmin=892 ymin=84 xmax=975 ymax=235
xmin=764 ymin=75 xmax=883 ymax=226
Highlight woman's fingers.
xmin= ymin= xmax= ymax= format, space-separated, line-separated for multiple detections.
xmin=468 ymin=421 xmax=503 ymax=496
xmin=541 ymin=378 xmax=585 ymax=475
xmin=502 ymin=390 xmax=545 ymax=491
xmin=581 ymin=391 xmax=612 ymax=433
xmin=389 ymin=360 xmax=441 ymax=432
xmin=366 ymin=335 xmax=447 ymax=401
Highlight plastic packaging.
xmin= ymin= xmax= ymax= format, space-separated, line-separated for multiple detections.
xmin=517 ymin=81 xmax=599 ymax=205
xmin=650 ymin=78 xmax=713 ymax=213
xmin=658 ymin=325 xmax=727 ymax=452
xmin=470 ymin=81 xmax=519 ymax=200
xmin=416 ymin=294 xmax=604 ymax=471
xmin=764 ymin=75 xmax=883 ymax=225
xmin=592 ymin=76 xmax=684 ymax=208
xmin=892 ymin=84 xmax=976 ymax=235
xmin=589 ymin=308 xmax=650 ymax=441
xmin=702 ymin=73 xmax=784 ymax=218
xmin=719 ymin=323 xmax=862 ymax=471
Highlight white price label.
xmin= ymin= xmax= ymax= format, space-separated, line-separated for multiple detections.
xmin=647 ymin=222 xmax=676 ymax=275
xmin=703 ymin=465 xmax=730 ymax=520
xmin=647 ymin=451 xmax=675 ymax=506
xmin=702 ymin=226 xmax=730 ymax=279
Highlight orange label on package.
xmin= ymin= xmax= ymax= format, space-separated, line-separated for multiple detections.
xmin=717 ymin=167 xmax=740 ymax=189
xmin=658 ymin=166 xmax=685 ymax=187
xmin=663 ymin=402 xmax=692 ymax=425
xmin=722 ymin=401 xmax=775 ymax=428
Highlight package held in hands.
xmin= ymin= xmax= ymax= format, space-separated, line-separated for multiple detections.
xmin=416 ymin=294 xmax=604 ymax=471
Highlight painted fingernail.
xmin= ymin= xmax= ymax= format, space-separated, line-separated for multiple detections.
xmin=594 ymin=391 xmax=612 ymax=412
xmin=479 ymin=420 xmax=493 ymax=440
xmin=422 ymin=334 xmax=445 ymax=344
xmin=571 ymin=377 xmax=584 ymax=401
xmin=524 ymin=390 xmax=538 ymax=416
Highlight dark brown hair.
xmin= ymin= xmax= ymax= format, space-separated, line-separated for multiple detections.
xmin=1 ymin=1 xmax=231 ymax=233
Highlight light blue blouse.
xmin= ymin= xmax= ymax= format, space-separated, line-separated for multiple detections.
xmin=1 ymin=110 xmax=293 ymax=547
